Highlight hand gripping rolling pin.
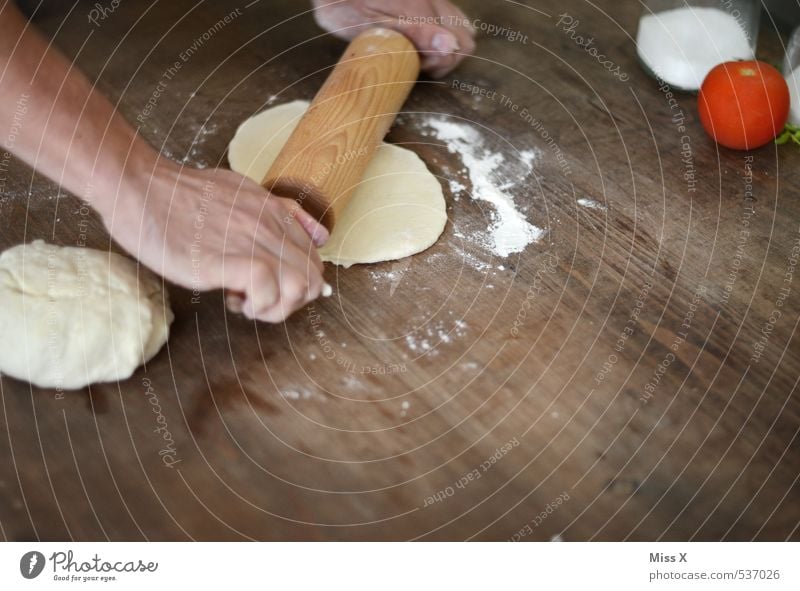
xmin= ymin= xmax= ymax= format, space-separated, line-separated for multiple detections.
xmin=226 ymin=28 xmax=420 ymax=313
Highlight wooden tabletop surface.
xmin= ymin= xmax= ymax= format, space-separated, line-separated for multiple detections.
xmin=1 ymin=0 xmax=799 ymax=541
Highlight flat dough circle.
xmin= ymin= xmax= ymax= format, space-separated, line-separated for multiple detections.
xmin=0 ymin=240 xmax=173 ymax=390
xmin=228 ymin=100 xmax=447 ymax=268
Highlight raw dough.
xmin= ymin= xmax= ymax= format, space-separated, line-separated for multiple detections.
xmin=228 ymin=100 xmax=447 ymax=267
xmin=0 ymin=240 xmax=173 ymax=390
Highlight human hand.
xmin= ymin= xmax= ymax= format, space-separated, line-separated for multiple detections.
xmin=104 ymin=160 xmax=329 ymax=323
xmin=311 ymin=0 xmax=476 ymax=78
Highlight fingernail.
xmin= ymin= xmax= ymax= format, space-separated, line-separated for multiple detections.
xmin=225 ymin=292 xmax=245 ymax=313
xmin=431 ymin=32 xmax=459 ymax=55
xmin=312 ymin=224 xmax=330 ymax=247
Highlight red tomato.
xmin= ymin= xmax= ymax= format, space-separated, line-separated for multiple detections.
xmin=697 ymin=60 xmax=790 ymax=150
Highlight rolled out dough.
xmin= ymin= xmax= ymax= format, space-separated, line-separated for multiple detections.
xmin=0 ymin=240 xmax=173 ymax=390
xmin=228 ymin=100 xmax=447 ymax=267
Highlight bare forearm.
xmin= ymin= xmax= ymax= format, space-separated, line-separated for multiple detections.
xmin=0 ymin=4 xmax=162 ymax=217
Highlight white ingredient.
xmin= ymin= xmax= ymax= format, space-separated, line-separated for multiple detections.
xmin=422 ymin=118 xmax=543 ymax=257
xmin=321 ymin=283 xmax=333 ymax=297
xmin=636 ymin=7 xmax=753 ymax=90
xmin=786 ymin=66 xmax=800 ymax=126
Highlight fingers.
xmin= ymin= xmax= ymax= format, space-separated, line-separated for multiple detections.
xmin=221 ymin=192 xmax=326 ymax=323
xmin=221 ymin=254 xmax=324 ymax=323
xmin=312 ymin=0 xmax=475 ymax=78
xmin=288 ymin=201 xmax=330 ymax=247
xmin=220 ymin=254 xmax=279 ymax=319
xmin=366 ymin=0 xmax=475 ymax=78
xmin=430 ymin=0 xmax=476 ymax=75
xmin=274 ymin=198 xmax=327 ymax=256
xmin=260 ymin=265 xmax=325 ymax=323
xmin=225 ymin=291 xmax=245 ymax=314
xmin=255 ymin=200 xmax=325 ymax=277
xmin=390 ymin=19 xmax=473 ymax=78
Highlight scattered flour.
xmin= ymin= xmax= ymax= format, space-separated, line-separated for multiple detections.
xmin=577 ymin=197 xmax=607 ymax=211
xmin=449 ymin=238 xmax=492 ymax=271
xmin=405 ymin=318 xmax=467 ymax=355
xmin=636 ymin=7 xmax=753 ymax=90
xmin=448 ymin=178 xmax=467 ymax=195
xmin=281 ymin=387 xmax=326 ymax=402
xmin=421 ymin=117 xmax=544 ymax=258
xmin=159 ymin=120 xmax=217 ymax=168
xmin=519 ymin=149 xmax=537 ymax=170
xmin=183 ymin=121 xmax=217 ymax=167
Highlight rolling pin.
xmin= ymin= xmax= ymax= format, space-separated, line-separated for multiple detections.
xmin=226 ymin=28 xmax=420 ymax=314
xmin=262 ymin=27 xmax=420 ymax=230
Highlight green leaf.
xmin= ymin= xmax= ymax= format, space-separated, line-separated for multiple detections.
xmin=776 ymin=123 xmax=800 ymax=146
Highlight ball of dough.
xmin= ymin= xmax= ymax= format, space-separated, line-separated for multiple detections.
xmin=228 ymin=100 xmax=448 ymax=267
xmin=0 ymin=240 xmax=174 ymax=390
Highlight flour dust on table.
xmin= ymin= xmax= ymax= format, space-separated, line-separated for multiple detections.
xmin=419 ymin=115 xmax=544 ymax=259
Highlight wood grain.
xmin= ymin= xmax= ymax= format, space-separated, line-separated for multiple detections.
xmin=264 ymin=27 xmax=420 ymax=228
xmin=0 ymin=0 xmax=798 ymax=541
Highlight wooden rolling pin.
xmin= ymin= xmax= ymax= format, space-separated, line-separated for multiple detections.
xmin=262 ymin=28 xmax=420 ymax=230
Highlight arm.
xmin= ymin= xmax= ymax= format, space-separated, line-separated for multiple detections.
xmin=0 ymin=3 xmax=328 ymax=322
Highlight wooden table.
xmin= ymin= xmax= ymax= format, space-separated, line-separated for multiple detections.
xmin=1 ymin=0 xmax=799 ymax=541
